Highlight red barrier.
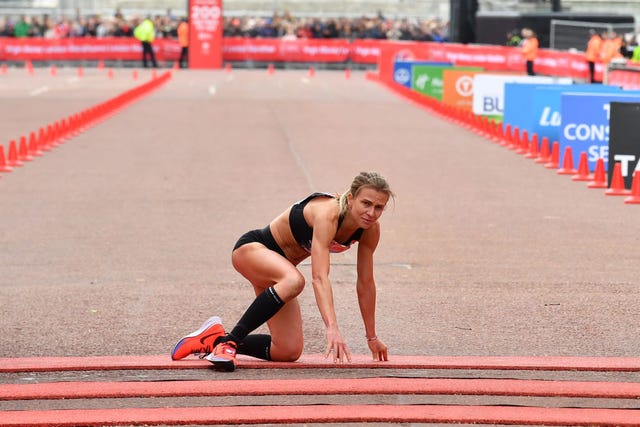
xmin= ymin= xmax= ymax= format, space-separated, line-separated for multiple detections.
xmin=0 ymin=37 xmax=612 ymax=78
xmin=0 ymin=37 xmax=371 ymax=64
xmin=609 ymin=68 xmax=640 ymax=90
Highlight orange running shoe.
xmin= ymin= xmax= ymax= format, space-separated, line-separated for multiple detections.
xmin=205 ymin=340 xmax=238 ymax=372
xmin=171 ymin=316 xmax=225 ymax=360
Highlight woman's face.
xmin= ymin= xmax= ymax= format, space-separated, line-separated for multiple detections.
xmin=348 ymin=187 xmax=389 ymax=229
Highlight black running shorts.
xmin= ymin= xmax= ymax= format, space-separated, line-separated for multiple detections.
xmin=233 ymin=225 xmax=286 ymax=258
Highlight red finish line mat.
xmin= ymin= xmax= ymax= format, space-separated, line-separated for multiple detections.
xmin=2 ymin=404 xmax=640 ymax=426
xmin=3 ymin=353 xmax=640 ymax=373
xmin=2 ymin=377 xmax=640 ymax=400
xmin=4 ymin=354 xmax=640 ymax=426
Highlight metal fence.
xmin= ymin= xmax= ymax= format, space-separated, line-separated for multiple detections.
xmin=550 ymin=19 xmax=637 ymax=51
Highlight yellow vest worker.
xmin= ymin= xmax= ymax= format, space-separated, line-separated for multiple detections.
xmin=133 ymin=17 xmax=158 ymax=68
xmin=134 ymin=18 xmax=155 ymax=43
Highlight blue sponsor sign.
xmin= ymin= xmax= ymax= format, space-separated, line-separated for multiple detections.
xmin=530 ymin=85 xmax=622 ymax=143
xmin=560 ymin=92 xmax=640 ymax=171
xmin=393 ymin=60 xmax=452 ymax=88
xmin=503 ymin=83 xmax=621 ymax=142
xmin=503 ymin=83 xmax=541 ymax=132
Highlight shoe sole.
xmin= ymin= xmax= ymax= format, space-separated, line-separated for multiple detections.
xmin=207 ymin=357 xmax=236 ymax=372
xmin=171 ymin=316 xmax=222 ymax=360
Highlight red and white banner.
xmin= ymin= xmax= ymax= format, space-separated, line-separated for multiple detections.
xmin=0 ymin=38 xmax=180 ymax=62
xmin=188 ymin=0 xmax=223 ymax=69
xmin=222 ymin=38 xmax=350 ymax=62
xmin=0 ymin=38 xmax=380 ymax=64
xmin=0 ymin=36 xmax=622 ymax=82
xmin=374 ymin=41 xmax=601 ymax=83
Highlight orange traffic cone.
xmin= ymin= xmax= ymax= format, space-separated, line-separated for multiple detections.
xmin=97 ymin=60 xmax=104 ymax=70
xmin=267 ymin=63 xmax=274 ymax=75
xmin=488 ymin=120 xmax=500 ymax=143
xmin=107 ymin=68 xmax=114 ymax=79
xmin=544 ymin=141 xmax=560 ymax=169
xmin=7 ymin=140 xmax=23 ymax=167
xmin=624 ymin=171 xmax=640 ymax=204
xmin=173 ymin=61 xmax=180 ymax=70
xmin=225 ymin=63 xmax=232 ymax=73
xmin=77 ymin=66 xmax=83 ymax=77
xmin=18 ymin=136 xmax=33 ymax=162
xmin=308 ymin=66 xmax=315 ymax=77
xmin=479 ymin=116 xmax=490 ymax=138
xmin=344 ymin=67 xmax=351 ymax=79
xmin=28 ymin=131 xmax=42 ymax=157
xmin=557 ymin=146 xmax=577 ymax=175
xmin=500 ymin=124 xmax=511 ymax=147
xmin=47 ymin=124 xmax=58 ymax=148
xmin=491 ymin=120 xmax=502 ymax=143
xmin=38 ymin=127 xmax=51 ymax=152
xmin=50 ymin=65 xmax=57 ymax=76
xmin=132 ymin=69 xmax=138 ymax=80
xmin=0 ymin=144 xmax=12 ymax=172
xmin=605 ymin=162 xmax=631 ymax=196
xmin=25 ymin=60 xmax=34 ymax=75
xmin=515 ymin=130 xmax=529 ymax=154
xmin=509 ymin=127 xmax=520 ymax=150
xmin=535 ymin=137 xmax=551 ymax=164
xmin=587 ymin=158 xmax=607 ymax=188
xmin=571 ymin=152 xmax=591 ymax=181
xmin=524 ymin=134 xmax=539 ymax=159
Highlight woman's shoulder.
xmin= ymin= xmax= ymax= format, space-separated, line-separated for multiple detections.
xmin=293 ymin=191 xmax=334 ymax=206
xmin=306 ymin=193 xmax=340 ymax=222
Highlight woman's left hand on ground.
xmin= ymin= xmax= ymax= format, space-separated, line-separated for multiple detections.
xmin=367 ymin=337 xmax=388 ymax=361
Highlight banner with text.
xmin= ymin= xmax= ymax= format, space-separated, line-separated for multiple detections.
xmin=188 ymin=0 xmax=223 ymax=69
xmin=472 ymin=74 xmax=572 ymax=117
xmin=442 ymin=68 xmax=484 ymax=111
xmin=502 ymin=83 xmax=621 ymax=143
xmin=560 ymin=92 xmax=640 ymax=176
xmin=609 ymin=102 xmax=640 ymax=189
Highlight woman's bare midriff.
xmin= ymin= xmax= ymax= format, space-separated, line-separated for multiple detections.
xmin=269 ymin=207 xmax=310 ymax=266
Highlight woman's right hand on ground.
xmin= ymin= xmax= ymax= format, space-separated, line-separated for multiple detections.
xmin=324 ymin=326 xmax=352 ymax=363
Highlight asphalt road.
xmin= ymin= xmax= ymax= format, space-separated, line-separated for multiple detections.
xmin=1 ymin=66 xmax=639 ymax=363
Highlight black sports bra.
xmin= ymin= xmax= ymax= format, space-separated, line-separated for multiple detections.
xmin=289 ymin=192 xmax=363 ymax=253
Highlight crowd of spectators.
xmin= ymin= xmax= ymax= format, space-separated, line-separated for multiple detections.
xmin=223 ymin=12 xmax=448 ymax=41
xmin=0 ymin=8 xmax=449 ymax=42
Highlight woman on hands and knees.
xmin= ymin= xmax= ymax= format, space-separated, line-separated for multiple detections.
xmin=171 ymin=171 xmax=393 ymax=371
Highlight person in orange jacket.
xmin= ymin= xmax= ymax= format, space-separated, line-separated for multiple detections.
xmin=600 ymin=31 xmax=624 ymax=83
xmin=585 ymin=29 xmax=603 ymax=83
xmin=601 ymin=31 xmax=623 ymax=66
xmin=177 ymin=17 xmax=189 ymax=69
xmin=521 ymin=28 xmax=539 ymax=76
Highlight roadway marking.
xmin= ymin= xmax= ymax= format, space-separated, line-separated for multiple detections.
xmin=29 ymin=86 xmax=49 ymax=96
